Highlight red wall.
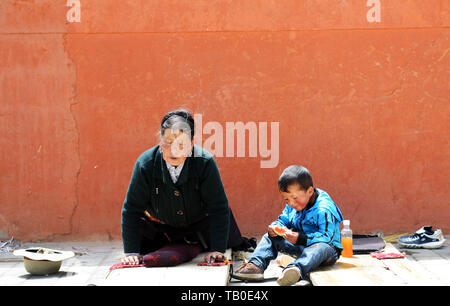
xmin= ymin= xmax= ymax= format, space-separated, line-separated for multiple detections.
xmin=1 ymin=1 xmax=449 ymax=241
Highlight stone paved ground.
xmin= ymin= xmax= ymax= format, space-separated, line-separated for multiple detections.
xmin=1 ymin=236 xmax=449 ymax=286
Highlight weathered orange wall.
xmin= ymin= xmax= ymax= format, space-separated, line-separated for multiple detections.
xmin=1 ymin=1 xmax=449 ymax=241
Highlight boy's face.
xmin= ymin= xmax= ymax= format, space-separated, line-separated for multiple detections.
xmin=280 ymin=184 xmax=314 ymax=212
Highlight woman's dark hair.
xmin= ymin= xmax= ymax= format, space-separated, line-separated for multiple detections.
xmin=160 ymin=109 xmax=195 ymax=140
xmin=278 ymin=165 xmax=314 ymax=192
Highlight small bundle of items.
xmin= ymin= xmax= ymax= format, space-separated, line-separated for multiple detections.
xmin=276 ymin=254 xmax=295 ymax=268
xmin=370 ymin=252 xmax=405 ymax=260
xmin=109 ymin=255 xmax=232 ymax=273
xmin=197 ymin=258 xmax=233 ymax=266
xmin=0 ymin=237 xmax=24 ymax=253
xmin=109 ymin=262 xmax=146 ymax=272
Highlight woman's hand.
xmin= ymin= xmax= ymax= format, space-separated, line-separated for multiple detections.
xmin=204 ymin=251 xmax=226 ymax=264
xmin=121 ymin=254 xmax=143 ymax=265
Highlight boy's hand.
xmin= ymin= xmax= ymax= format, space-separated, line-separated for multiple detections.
xmin=267 ymin=224 xmax=278 ymax=237
xmin=283 ymin=230 xmax=299 ymax=244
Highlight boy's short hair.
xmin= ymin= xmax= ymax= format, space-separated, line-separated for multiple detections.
xmin=278 ymin=165 xmax=314 ymax=192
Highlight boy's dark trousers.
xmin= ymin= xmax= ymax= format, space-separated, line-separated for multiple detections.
xmin=139 ymin=209 xmax=246 ymax=255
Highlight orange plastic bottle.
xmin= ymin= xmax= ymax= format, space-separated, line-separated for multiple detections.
xmin=341 ymin=220 xmax=353 ymax=258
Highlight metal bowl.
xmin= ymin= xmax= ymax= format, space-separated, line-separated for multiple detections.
xmin=23 ymin=257 xmax=62 ymax=275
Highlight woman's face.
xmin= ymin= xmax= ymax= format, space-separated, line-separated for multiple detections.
xmin=160 ymin=129 xmax=193 ymax=167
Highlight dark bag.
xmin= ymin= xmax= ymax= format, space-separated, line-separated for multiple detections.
xmin=352 ymin=234 xmax=386 ymax=254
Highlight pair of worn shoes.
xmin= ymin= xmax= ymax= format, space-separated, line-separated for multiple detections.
xmin=232 ymin=261 xmax=301 ymax=286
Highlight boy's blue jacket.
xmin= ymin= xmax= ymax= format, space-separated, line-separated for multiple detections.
xmin=272 ymin=188 xmax=344 ymax=250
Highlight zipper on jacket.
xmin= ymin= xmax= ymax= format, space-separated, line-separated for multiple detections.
xmin=155 ymin=187 xmax=159 ymax=214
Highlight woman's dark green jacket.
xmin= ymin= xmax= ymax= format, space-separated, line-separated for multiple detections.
xmin=121 ymin=145 xmax=230 ymax=254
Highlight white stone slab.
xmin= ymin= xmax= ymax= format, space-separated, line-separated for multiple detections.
xmin=102 ymin=249 xmax=232 ymax=286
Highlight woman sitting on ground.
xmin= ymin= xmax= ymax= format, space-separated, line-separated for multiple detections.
xmin=121 ymin=108 xmax=252 ymax=267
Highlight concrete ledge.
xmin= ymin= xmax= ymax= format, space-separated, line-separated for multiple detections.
xmin=101 ymin=249 xmax=232 ymax=286
xmin=309 ymin=243 xmax=443 ymax=286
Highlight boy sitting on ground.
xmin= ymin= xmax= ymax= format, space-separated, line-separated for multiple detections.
xmin=232 ymin=165 xmax=344 ymax=286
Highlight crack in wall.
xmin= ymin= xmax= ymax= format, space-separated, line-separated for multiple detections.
xmin=63 ymin=32 xmax=81 ymax=239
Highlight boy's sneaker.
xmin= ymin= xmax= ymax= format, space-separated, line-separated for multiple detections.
xmin=277 ymin=266 xmax=302 ymax=286
xmin=231 ymin=262 xmax=264 ymax=281
xmin=397 ymin=226 xmax=446 ymax=249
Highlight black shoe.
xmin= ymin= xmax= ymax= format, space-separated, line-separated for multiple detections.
xmin=232 ymin=237 xmax=257 ymax=252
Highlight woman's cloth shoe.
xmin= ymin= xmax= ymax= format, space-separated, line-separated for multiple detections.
xmin=231 ymin=262 xmax=264 ymax=281
xmin=277 ymin=266 xmax=301 ymax=286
